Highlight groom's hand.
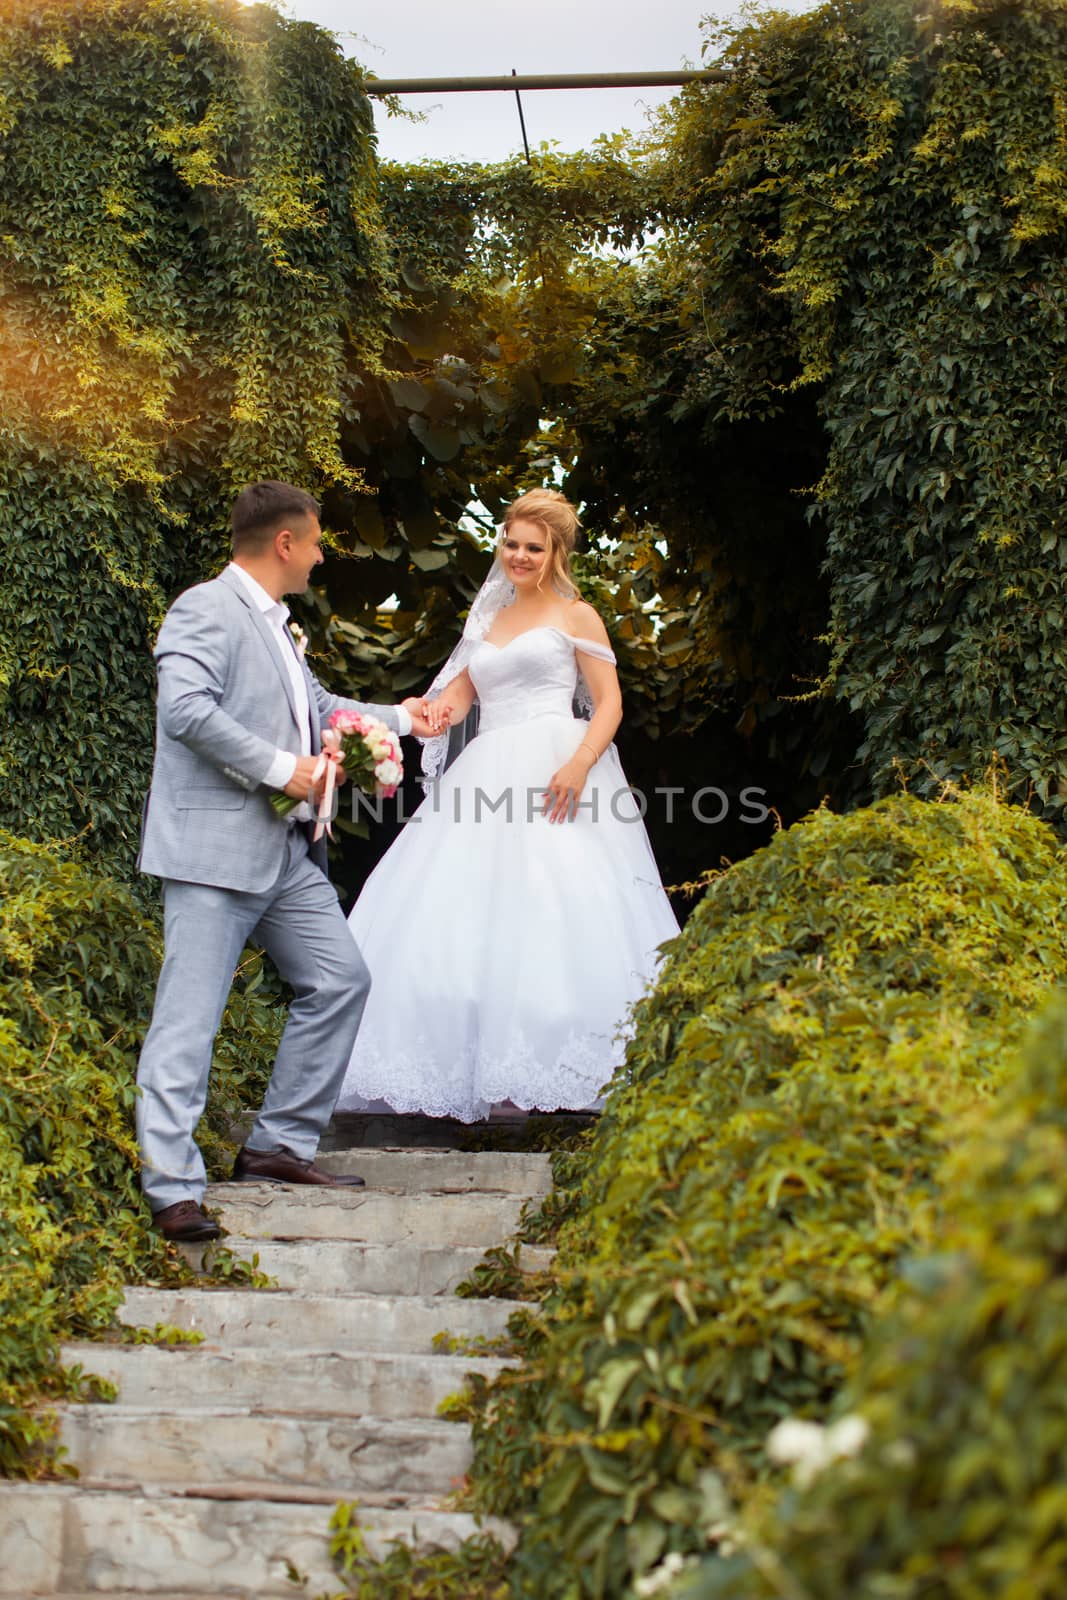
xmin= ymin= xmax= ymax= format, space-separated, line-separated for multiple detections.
xmin=283 ymin=755 xmax=322 ymax=800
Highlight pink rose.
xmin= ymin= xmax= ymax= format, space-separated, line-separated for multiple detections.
xmin=330 ymin=710 xmax=367 ymax=736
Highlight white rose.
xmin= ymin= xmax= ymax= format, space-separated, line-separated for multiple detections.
xmin=376 ymin=759 xmax=401 ymax=788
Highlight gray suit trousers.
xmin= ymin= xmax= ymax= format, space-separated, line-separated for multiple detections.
xmin=136 ymin=828 xmax=369 ymax=1209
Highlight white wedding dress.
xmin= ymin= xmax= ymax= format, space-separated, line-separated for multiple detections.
xmin=336 ymin=625 xmax=680 ymax=1122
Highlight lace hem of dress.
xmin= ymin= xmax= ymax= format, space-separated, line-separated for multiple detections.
xmin=338 ymin=1024 xmax=622 ymax=1124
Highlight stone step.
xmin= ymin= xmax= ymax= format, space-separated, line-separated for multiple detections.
xmin=204 ymin=1183 xmax=527 ymax=1246
xmin=56 ymin=1406 xmax=470 ymax=1498
xmin=180 ymin=1237 xmax=555 ymax=1296
xmin=62 ymin=1342 xmax=506 ymax=1419
xmin=118 ymin=1287 xmax=514 ymax=1353
xmin=316 ymin=1148 xmax=553 ymax=1194
xmin=0 ymin=1483 xmax=514 ymax=1596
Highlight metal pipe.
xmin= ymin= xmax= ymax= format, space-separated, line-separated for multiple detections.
xmin=363 ymin=70 xmax=729 ymax=96
xmin=512 ymin=68 xmax=532 ymax=163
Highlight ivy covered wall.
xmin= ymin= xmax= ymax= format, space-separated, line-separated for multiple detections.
xmin=0 ymin=0 xmax=385 ymax=871
xmin=650 ymin=0 xmax=1067 ymax=813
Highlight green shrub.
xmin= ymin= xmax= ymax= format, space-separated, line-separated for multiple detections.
xmin=0 ymin=830 xmax=282 ymax=1472
xmin=0 ymin=830 xmax=168 ymax=1469
xmin=673 ymin=986 xmax=1067 ymax=1600
xmin=459 ymin=789 xmax=1067 ymax=1598
xmin=328 ymin=1503 xmax=511 ymax=1599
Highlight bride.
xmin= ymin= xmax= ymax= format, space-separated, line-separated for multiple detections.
xmin=336 ymin=488 xmax=680 ymax=1123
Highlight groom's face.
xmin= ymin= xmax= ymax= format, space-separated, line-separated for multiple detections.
xmin=282 ymin=515 xmax=325 ymax=595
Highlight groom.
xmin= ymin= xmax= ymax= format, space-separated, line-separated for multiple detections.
xmin=136 ymin=480 xmax=432 ymax=1241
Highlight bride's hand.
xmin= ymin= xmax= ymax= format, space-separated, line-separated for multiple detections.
xmin=543 ymin=757 xmax=591 ymax=824
xmin=420 ymin=697 xmax=453 ymax=735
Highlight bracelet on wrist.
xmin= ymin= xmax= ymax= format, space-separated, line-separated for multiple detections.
xmin=579 ymin=741 xmax=599 ymax=764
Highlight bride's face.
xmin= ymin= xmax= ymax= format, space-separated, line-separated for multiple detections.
xmin=501 ymin=519 xmax=549 ymax=590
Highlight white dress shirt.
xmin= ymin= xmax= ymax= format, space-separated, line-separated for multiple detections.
xmin=228 ymin=562 xmax=310 ymax=793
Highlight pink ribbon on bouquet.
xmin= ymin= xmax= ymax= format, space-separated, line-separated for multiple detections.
xmin=311 ymin=728 xmax=343 ymax=842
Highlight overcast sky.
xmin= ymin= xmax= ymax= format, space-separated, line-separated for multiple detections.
xmin=273 ymin=0 xmax=815 ymax=164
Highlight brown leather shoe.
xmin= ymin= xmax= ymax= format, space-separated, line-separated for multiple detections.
xmin=232 ymin=1146 xmax=366 ymax=1188
xmin=152 ymin=1199 xmax=221 ymax=1241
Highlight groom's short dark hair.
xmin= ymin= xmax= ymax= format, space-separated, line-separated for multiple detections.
xmin=231 ymin=481 xmax=320 ymax=553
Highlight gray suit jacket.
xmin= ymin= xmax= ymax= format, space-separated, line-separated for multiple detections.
xmin=138 ymin=567 xmax=401 ymax=893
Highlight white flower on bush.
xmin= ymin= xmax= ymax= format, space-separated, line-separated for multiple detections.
xmin=828 ymin=1415 xmax=870 ymax=1458
xmin=882 ymin=1437 xmax=917 ymax=1470
xmin=707 ymin=1518 xmax=741 ymax=1558
xmin=766 ymin=1412 xmax=870 ymax=1489
xmin=697 ymin=1467 xmax=743 ymax=1557
xmin=634 ymin=1551 xmax=691 ymax=1598
xmin=766 ymin=1418 xmax=824 ymax=1468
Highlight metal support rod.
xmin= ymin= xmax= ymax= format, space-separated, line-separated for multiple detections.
xmin=364 ymin=70 xmax=728 ymax=96
xmin=512 ymin=69 xmax=532 ymax=164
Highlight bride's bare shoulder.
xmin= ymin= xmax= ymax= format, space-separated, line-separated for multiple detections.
xmin=565 ymin=599 xmax=610 ymax=644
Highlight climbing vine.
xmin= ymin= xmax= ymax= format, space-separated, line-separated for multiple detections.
xmin=642 ymin=0 xmax=1067 ymax=812
xmin=0 ymin=0 xmax=386 ymax=874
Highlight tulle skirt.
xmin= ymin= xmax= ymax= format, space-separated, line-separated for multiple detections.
xmin=336 ymin=713 xmax=680 ymax=1123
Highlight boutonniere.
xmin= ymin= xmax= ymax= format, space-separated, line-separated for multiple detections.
xmin=289 ymin=622 xmax=309 ymax=661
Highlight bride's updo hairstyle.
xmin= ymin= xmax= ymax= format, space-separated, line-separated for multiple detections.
xmin=502 ymin=489 xmax=581 ymax=600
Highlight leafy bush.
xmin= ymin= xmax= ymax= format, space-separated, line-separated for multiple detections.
xmin=0 ymin=830 xmax=169 ymax=1469
xmin=457 ymin=789 xmax=1067 ymax=1598
xmin=328 ymin=1504 xmax=511 ymax=1599
xmin=673 ymin=987 xmax=1067 ymax=1600
xmin=0 ymin=830 xmax=282 ymax=1472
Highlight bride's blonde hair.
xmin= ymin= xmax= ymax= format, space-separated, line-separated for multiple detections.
xmin=502 ymin=489 xmax=581 ymax=600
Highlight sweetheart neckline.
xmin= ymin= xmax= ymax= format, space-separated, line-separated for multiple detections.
xmin=479 ymin=625 xmax=581 ymax=652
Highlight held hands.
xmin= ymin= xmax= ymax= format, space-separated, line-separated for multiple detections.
xmin=543 ymin=748 xmax=596 ymax=824
xmin=399 ymin=697 xmax=443 ymax=740
xmin=403 ymin=695 xmax=453 ymax=738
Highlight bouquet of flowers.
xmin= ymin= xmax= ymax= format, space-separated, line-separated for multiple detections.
xmin=271 ymin=710 xmax=403 ymax=839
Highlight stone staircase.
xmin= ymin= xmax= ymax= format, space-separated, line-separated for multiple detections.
xmin=0 ymin=1146 xmax=552 ymax=1598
